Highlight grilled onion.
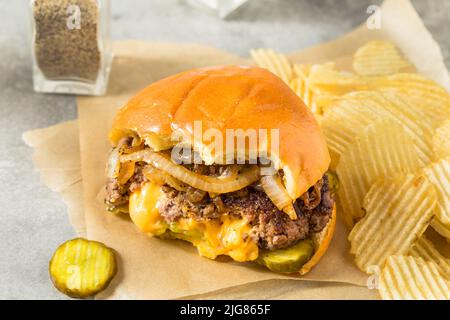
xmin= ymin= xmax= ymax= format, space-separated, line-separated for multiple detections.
xmin=106 ymin=136 xmax=143 ymax=179
xmin=106 ymin=147 xmax=121 ymax=179
xmin=283 ymin=204 xmax=297 ymax=220
xmin=118 ymin=161 xmax=136 ymax=184
xmin=261 ymin=174 xmax=297 ymax=220
xmin=218 ymin=165 xmax=243 ymax=180
xmin=121 ymin=150 xmax=260 ymax=193
xmin=143 ymin=166 xmax=188 ymax=192
xmin=186 ymin=187 xmax=207 ymax=203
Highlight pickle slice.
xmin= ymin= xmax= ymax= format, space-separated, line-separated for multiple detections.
xmin=169 ymin=223 xmax=204 ymax=239
xmin=49 ymin=238 xmax=117 ymax=298
xmin=326 ymin=171 xmax=339 ymax=195
xmin=107 ymin=203 xmax=129 ymax=215
xmin=257 ymin=239 xmax=314 ymax=273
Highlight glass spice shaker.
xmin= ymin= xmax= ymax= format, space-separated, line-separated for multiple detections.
xmin=30 ymin=0 xmax=112 ymax=95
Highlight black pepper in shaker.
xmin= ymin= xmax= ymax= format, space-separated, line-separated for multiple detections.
xmin=30 ymin=0 xmax=112 ymax=95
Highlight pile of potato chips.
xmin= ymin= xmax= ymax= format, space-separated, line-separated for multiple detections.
xmin=251 ymin=41 xmax=450 ymax=300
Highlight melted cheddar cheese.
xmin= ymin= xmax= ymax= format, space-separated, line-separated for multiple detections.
xmin=129 ymin=182 xmax=167 ymax=236
xmin=129 ymin=182 xmax=259 ymax=262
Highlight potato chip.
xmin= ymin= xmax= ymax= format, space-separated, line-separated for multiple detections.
xmin=289 ymin=76 xmax=307 ymax=102
xmin=307 ymin=63 xmax=368 ymax=92
xmin=353 ymin=41 xmax=413 ymax=76
xmin=368 ymin=91 xmax=435 ymax=164
xmin=372 ymin=73 xmax=450 ymax=125
xmin=373 ymin=73 xmax=449 ymax=100
xmin=342 ymin=91 xmax=434 ymax=164
xmin=314 ymin=94 xmax=339 ymax=114
xmin=431 ymin=218 xmax=450 ymax=240
xmin=305 ymin=63 xmax=370 ymax=113
xmin=294 ymin=66 xmax=450 ymax=123
xmin=409 ymin=235 xmax=450 ymax=280
xmin=348 ymin=173 xmax=436 ymax=272
xmin=289 ymin=76 xmax=316 ymax=111
xmin=321 ymin=92 xmax=389 ymax=157
xmin=369 ymin=73 xmax=450 ymax=110
xmin=321 ymin=95 xmax=388 ymax=168
xmin=292 ymin=63 xmax=309 ymax=78
xmin=433 ymin=120 xmax=450 ymax=159
xmin=385 ymin=90 xmax=450 ymax=128
xmin=322 ymin=91 xmax=435 ymax=166
xmin=379 ymin=256 xmax=450 ymax=300
xmin=337 ymin=120 xmax=422 ymax=227
xmin=423 ymin=158 xmax=450 ymax=227
xmin=289 ymin=64 xmax=313 ymax=110
xmin=290 ymin=63 xmax=342 ymax=114
xmin=291 ymin=65 xmax=311 ymax=98
xmin=250 ymin=48 xmax=293 ymax=84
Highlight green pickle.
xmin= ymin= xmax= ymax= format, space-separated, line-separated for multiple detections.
xmin=107 ymin=203 xmax=129 ymax=215
xmin=49 ymin=238 xmax=117 ymax=298
xmin=325 ymin=171 xmax=339 ymax=194
xmin=169 ymin=223 xmax=204 ymax=239
xmin=257 ymin=239 xmax=314 ymax=273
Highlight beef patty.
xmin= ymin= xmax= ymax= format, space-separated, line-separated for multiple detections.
xmin=158 ymin=175 xmax=334 ymax=250
xmin=105 ymin=162 xmax=335 ymax=251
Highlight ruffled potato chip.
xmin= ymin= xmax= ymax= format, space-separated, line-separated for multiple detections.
xmin=423 ymin=158 xmax=450 ymax=232
xmin=250 ymin=48 xmax=293 ymax=84
xmin=322 ymin=90 xmax=436 ymax=170
xmin=379 ymin=256 xmax=450 ymax=300
xmin=409 ymin=235 xmax=450 ymax=280
xmin=337 ymin=120 xmax=422 ymax=227
xmin=353 ymin=41 xmax=413 ymax=76
xmin=430 ymin=218 xmax=450 ymax=240
xmin=348 ymin=174 xmax=436 ymax=272
xmin=433 ymin=120 xmax=450 ymax=159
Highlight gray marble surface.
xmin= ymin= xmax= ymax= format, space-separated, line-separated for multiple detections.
xmin=0 ymin=0 xmax=448 ymax=300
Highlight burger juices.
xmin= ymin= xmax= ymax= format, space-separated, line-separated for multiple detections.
xmin=104 ymin=66 xmax=336 ymax=274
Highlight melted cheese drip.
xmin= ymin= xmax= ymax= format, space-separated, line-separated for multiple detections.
xmin=129 ymin=182 xmax=167 ymax=236
xmin=129 ymin=182 xmax=259 ymax=262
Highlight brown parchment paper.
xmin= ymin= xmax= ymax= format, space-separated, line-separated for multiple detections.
xmin=23 ymin=0 xmax=449 ymax=299
xmin=23 ymin=121 xmax=86 ymax=236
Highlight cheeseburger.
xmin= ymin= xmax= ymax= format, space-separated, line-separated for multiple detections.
xmin=105 ymin=66 xmax=336 ymax=274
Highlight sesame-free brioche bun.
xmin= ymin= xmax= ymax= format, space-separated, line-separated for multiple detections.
xmin=109 ymin=66 xmax=331 ymax=199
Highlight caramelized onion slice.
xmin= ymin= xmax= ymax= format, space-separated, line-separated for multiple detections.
xmin=143 ymin=166 xmax=188 ymax=192
xmin=261 ymin=174 xmax=297 ymax=220
xmin=122 ymin=150 xmax=260 ymax=193
xmin=106 ymin=136 xmax=143 ymax=179
xmin=186 ymin=187 xmax=207 ymax=203
xmin=118 ymin=161 xmax=136 ymax=184
xmin=283 ymin=204 xmax=297 ymax=220
xmin=218 ymin=165 xmax=243 ymax=180
xmin=106 ymin=147 xmax=121 ymax=179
